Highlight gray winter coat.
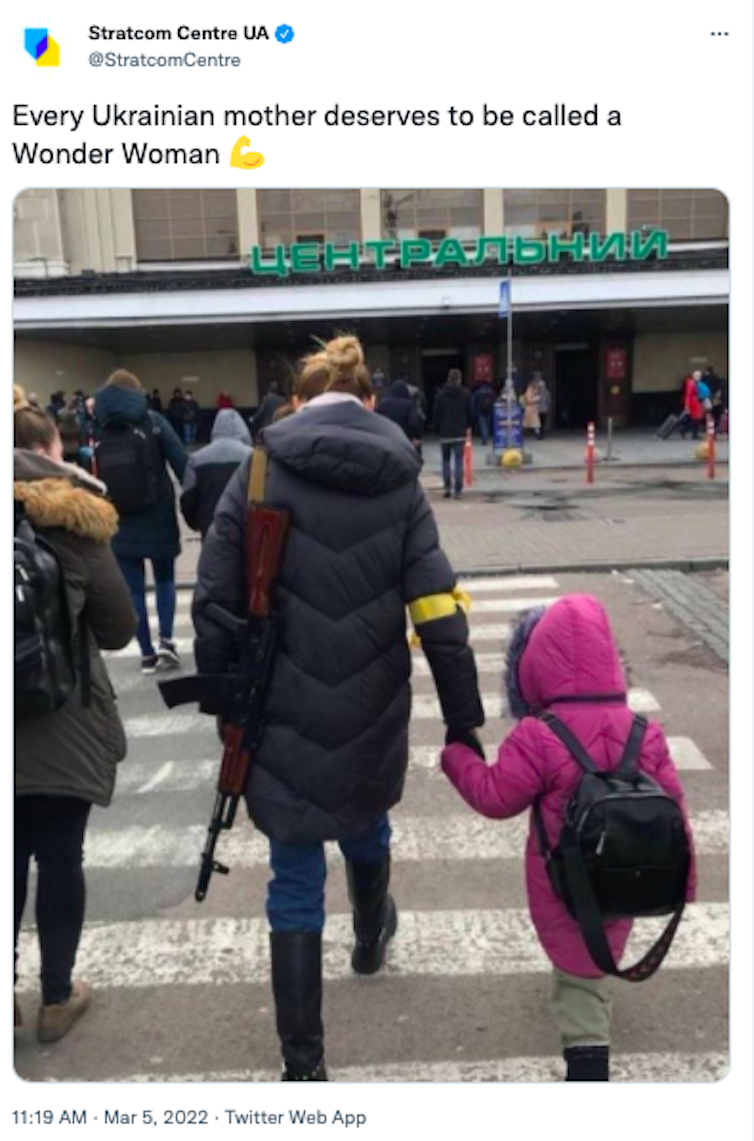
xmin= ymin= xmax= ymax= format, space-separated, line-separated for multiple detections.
xmin=14 ymin=451 xmax=137 ymax=806
xmin=193 ymin=398 xmax=483 ymax=843
xmin=181 ymin=409 xmax=252 ymax=538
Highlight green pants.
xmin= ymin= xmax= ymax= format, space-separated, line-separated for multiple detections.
xmin=551 ymin=969 xmax=611 ymax=1048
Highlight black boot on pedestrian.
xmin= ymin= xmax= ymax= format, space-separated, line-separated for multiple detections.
xmin=346 ymin=857 xmax=398 ymax=975
xmin=564 ymin=1045 xmax=609 ymax=1081
xmin=270 ymin=932 xmax=328 ymax=1082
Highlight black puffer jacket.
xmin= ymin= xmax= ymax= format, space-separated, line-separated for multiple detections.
xmin=194 ymin=397 xmax=483 ymax=843
xmin=181 ymin=409 xmax=251 ymax=538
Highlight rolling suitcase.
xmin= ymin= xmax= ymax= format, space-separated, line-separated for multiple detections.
xmin=657 ymin=413 xmax=680 ymax=440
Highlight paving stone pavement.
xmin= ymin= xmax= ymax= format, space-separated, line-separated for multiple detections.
xmin=628 ymin=569 xmax=729 ymax=664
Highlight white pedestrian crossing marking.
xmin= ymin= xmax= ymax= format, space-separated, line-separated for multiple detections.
xmin=82 ymin=809 xmax=727 ymax=870
xmin=458 ymin=576 xmax=560 ymax=593
xmin=122 ymin=690 xmax=660 ymax=739
xmin=112 ymin=1051 xmax=729 ymax=1084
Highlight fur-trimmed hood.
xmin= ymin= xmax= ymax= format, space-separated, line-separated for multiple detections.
xmin=14 ymin=448 xmax=118 ymax=543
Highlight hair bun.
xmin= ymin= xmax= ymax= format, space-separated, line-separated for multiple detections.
xmin=326 ymin=335 xmax=364 ymax=379
xmin=13 ymin=384 xmax=29 ymax=414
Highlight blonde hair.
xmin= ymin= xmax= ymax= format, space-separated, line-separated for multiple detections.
xmin=105 ymin=369 xmax=143 ymax=392
xmin=295 ymin=335 xmax=372 ymax=402
xmin=14 ymin=385 xmax=58 ymax=452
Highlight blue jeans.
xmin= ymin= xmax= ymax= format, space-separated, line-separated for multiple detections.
xmin=441 ymin=441 xmax=465 ymax=494
xmin=183 ymin=421 xmax=198 ymax=446
xmin=477 ymin=412 xmax=491 ymax=446
xmin=118 ymin=556 xmax=176 ymax=657
xmin=267 ymin=815 xmax=391 ymax=933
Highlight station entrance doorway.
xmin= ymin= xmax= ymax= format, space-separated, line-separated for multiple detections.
xmin=554 ymin=343 xmax=599 ymax=430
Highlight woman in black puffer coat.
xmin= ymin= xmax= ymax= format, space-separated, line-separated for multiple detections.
xmin=194 ymin=335 xmax=484 ymax=1081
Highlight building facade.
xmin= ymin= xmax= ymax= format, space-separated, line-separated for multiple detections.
xmin=14 ymin=188 xmax=729 ymax=426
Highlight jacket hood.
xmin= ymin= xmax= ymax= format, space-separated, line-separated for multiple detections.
xmin=388 ymin=381 xmax=411 ymax=400
xmin=14 ymin=449 xmax=118 ymax=543
xmin=262 ymin=401 xmax=421 ymax=495
xmin=94 ymin=384 xmax=149 ymax=426
xmin=510 ymin=594 xmax=626 ymax=714
xmin=211 ymin=408 xmax=251 ymax=444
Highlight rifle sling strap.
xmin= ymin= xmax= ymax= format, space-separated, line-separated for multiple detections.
xmin=248 ymin=448 xmax=268 ymax=505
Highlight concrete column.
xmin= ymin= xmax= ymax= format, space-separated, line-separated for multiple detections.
xmin=237 ymin=190 xmax=260 ymax=254
xmin=360 ymin=189 xmax=382 ymax=241
xmin=110 ymin=190 xmax=137 ymax=272
xmin=13 ymin=190 xmax=68 ymax=277
xmin=606 ymin=189 xmax=627 ymax=233
xmin=483 ymin=189 xmax=504 ymax=234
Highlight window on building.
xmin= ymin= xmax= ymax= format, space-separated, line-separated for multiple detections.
xmin=382 ymin=190 xmax=483 ymax=242
xmin=258 ymin=190 xmax=361 ymax=247
xmin=503 ymin=190 xmax=606 ymax=239
xmin=133 ymin=190 xmax=239 ymax=261
xmin=627 ymin=190 xmax=728 ymax=241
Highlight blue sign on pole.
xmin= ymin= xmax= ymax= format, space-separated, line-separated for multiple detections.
xmin=498 ymin=280 xmax=510 ymax=317
xmin=493 ymin=399 xmax=523 ymax=451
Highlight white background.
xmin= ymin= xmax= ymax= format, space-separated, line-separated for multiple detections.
xmin=5 ymin=1 xmax=751 ymax=1137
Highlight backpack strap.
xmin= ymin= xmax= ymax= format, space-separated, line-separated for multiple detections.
xmin=538 ymin=712 xmax=599 ymax=774
xmin=616 ymin=714 xmax=648 ymax=778
xmin=561 ymin=840 xmax=685 ymax=982
xmin=248 ymin=447 xmax=268 ymax=505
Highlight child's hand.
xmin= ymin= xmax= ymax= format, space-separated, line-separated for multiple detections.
xmin=445 ymin=726 xmax=486 ymax=760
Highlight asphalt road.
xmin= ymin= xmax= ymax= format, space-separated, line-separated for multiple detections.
xmin=14 ymin=570 xmax=729 ymax=1084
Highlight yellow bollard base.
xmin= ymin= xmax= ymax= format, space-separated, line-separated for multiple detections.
xmin=500 ymin=449 xmax=524 ymax=468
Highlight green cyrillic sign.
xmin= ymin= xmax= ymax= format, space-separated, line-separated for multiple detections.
xmin=248 ymin=230 xmax=668 ymax=277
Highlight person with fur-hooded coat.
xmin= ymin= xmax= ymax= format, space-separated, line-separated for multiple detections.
xmin=14 ymin=389 xmax=136 ymax=1043
xmin=442 ymin=594 xmax=696 ymax=1081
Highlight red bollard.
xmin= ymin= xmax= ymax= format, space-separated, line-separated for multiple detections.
xmin=463 ymin=434 xmax=474 ymax=487
xmin=586 ymin=421 xmax=595 ymax=484
xmin=707 ymin=415 xmax=715 ymax=480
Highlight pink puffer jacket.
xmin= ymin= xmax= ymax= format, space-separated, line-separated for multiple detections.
xmin=442 ymin=594 xmax=697 ymax=978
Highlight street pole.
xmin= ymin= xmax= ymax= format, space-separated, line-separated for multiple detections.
xmin=506 ymin=268 xmax=513 ymax=386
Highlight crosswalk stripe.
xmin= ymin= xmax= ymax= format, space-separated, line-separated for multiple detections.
xmin=457 ymin=576 xmax=560 ymax=593
xmin=112 ymin=1050 xmax=729 ymax=1083
xmin=120 ymin=685 xmax=661 ymax=739
xmin=81 ymin=809 xmax=727 ymax=870
xmin=467 ymin=596 xmax=555 ymax=614
xmin=15 ymin=903 xmax=728 ymax=991
xmin=115 ymin=734 xmax=714 ymax=796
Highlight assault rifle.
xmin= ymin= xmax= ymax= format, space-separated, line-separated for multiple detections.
xmin=159 ymin=452 xmax=290 ymax=901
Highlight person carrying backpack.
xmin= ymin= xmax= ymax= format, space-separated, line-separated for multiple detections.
xmin=94 ymin=370 xmax=187 ymax=674
xmin=441 ymin=594 xmax=696 ymax=1081
xmin=472 ymin=382 xmax=496 ymax=446
xmin=180 ymin=409 xmax=252 ymax=540
xmin=14 ymin=387 xmax=136 ymax=1042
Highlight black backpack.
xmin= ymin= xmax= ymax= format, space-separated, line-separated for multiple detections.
xmin=94 ymin=414 xmax=163 ymax=515
xmin=14 ymin=508 xmax=88 ymax=719
xmin=533 ymin=712 xmax=691 ymax=982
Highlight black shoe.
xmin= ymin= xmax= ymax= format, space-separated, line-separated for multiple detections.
xmin=270 ymin=932 xmax=327 ymax=1081
xmin=157 ymin=637 xmax=181 ymax=670
xmin=141 ymin=654 xmax=159 ymax=675
xmin=442 ymin=489 xmax=451 ymax=499
xmin=346 ymin=857 xmax=398 ymax=975
xmin=564 ymin=1045 xmax=609 ymax=1081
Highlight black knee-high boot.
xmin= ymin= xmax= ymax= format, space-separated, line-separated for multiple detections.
xmin=270 ymin=932 xmax=327 ymax=1081
xmin=345 ymin=857 xmax=398 ymax=975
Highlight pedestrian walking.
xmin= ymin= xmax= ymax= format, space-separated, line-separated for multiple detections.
xmin=182 ymin=391 xmax=200 ymax=446
xmin=472 ymin=381 xmax=496 ymax=446
xmin=375 ymin=379 xmax=424 ymax=449
xmin=148 ymin=389 xmax=163 ymax=414
xmin=193 ymin=334 xmax=483 ymax=1081
xmin=57 ymin=399 xmax=85 ymax=465
xmin=434 ymin=368 xmax=474 ymax=498
xmin=93 ymin=370 xmax=187 ymax=675
xmin=180 ymin=409 xmax=252 ymax=540
xmin=216 ymin=390 xmax=235 ymax=410
xmin=249 ymin=382 xmax=286 ymax=442
xmin=523 ymin=379 xmax=542 ymax=438
xmin=704 ymin=367 xmax=726 ymax=431
xmin=14 ymin=387 xmax=136 ymax=1042
xmin=680 ymin=371 xmax=704 ymax=440
xmin=534 ymin=374 xmax=551 ymax=438
xmin=442 ymin=594 xmax=696 ymax=1081
xmin=167 ymin=388 xmax=186 ymax=435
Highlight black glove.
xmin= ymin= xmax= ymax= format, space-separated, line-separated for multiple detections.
xmin=445 ymin=726 xmax=486 ymax=759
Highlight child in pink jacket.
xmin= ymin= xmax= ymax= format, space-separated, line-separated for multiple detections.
xmin=442 ymin=594 xmax=696 ymax=1081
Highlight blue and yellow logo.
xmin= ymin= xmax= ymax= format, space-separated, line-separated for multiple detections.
xmin=25 ymin=29 xmax=60 ymax=66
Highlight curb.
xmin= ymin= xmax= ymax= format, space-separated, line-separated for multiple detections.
xmin=169 ymin=556 xmax=728 ymax=592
